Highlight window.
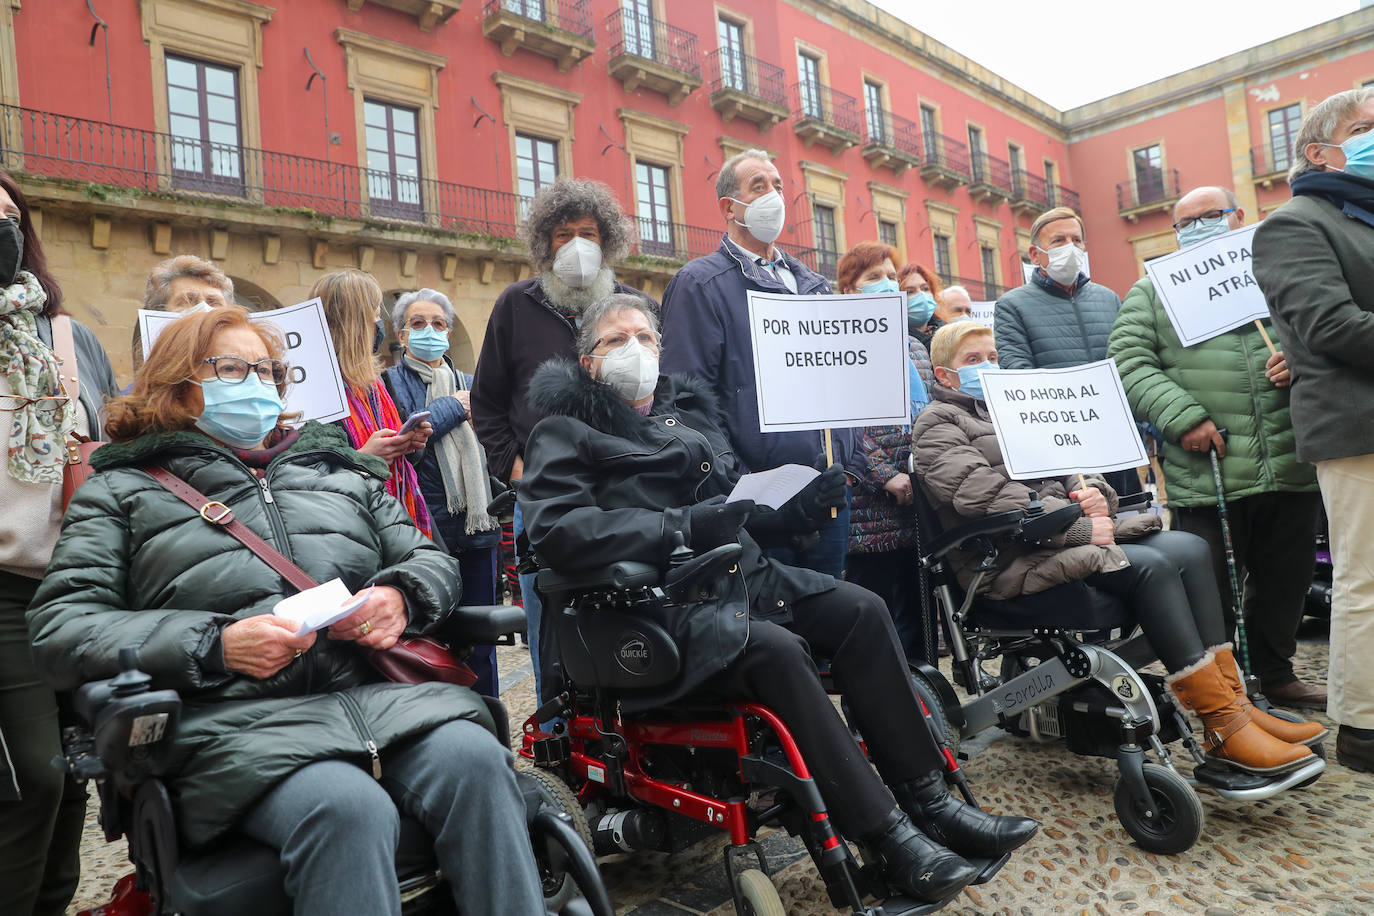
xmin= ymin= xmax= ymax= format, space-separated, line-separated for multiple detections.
xmin=968 ymin=125 xmax=984 ymax=179
xmin=878 ymin=219 xmax=898 ymax=249
xmin=932 ymin=232 xmax=952 ymax=281
xmin=515 ymin=133 xmax=559 ymax=201
xmin=364 ymin=99 xmax=422 ymax=219
xmin=798 ymin=52 xmax=822 ymax=119
xmin=813 ymin=203 xmax=838 ymax=276
xmin=635 ymin=161 xmax=674 ymax=256
xmin=919 ymin=105 xmax=938 ymax=142
xmin=980 ymin=245 xmax=997 ymax=290
xmin=622 ymin=0 xmax=655 ymax=60
xmin=718 ymin=18 xmax=747 ymax=91
xmin=864 ymin=80 xmax=886 ymax=144
xmin=1044 ymin=159 xmax=1060 ymax=205
xmin=1132 ymin=145 xmax=1163 ymax=202
xmin=166 ymin=55 xmax=243 ymax=194
xmin=503 ymin=0 xmax=544 ymax=19
xmin=1268 ymin=103 xmax=1302 ymax=173
xmin=1008 ymin=144 xmax=1024 ymax=175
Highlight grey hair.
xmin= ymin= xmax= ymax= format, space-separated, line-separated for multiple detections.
xmin=715 ymin=148 xmax=773 ymax=201
xmin=391 ymin=288 xmax=455 ymax=331
xmin=1290 ymin=88 xmax=1374 ymax=183
xmin=520 ymin=177 xmax=633 ymax=273
xmin=942 ymin=284 xmax=971 ymax=300
xmin=576 ymin=293 xmax=660 ymax=357
xmin=143 ymin=254 xmax=234 ymax=310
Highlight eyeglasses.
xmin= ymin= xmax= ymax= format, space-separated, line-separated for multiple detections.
xmin=202 ymin=356 xmax=289 ymax=385
xmin=593 ymin=330 xmax=660 ymax=352
xmin=1172 ymin=208 xmax=1236 ymax=231
xmin=0 ymin=394 xmax=69 ymax=414
xmin=405 ymin=316 xmax=449 ymax=332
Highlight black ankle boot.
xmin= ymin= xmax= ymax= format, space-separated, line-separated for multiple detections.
xmin=863 ymin=809 xmax=978 ymax=904
xmin=892 ymin=770 xmax=1039 ymax=859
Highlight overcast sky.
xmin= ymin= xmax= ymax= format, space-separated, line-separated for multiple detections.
xmin=865 ymin=0 xmax=1362 ymax=110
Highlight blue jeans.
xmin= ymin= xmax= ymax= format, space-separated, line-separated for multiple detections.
xmin=512 ymin=502 xmax=546 ymax=703
xmin=763 ymin=486 xmax=852 ymax=578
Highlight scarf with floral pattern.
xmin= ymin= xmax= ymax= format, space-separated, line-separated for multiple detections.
xmin=1 ymin=272 xmax=75 ymax=483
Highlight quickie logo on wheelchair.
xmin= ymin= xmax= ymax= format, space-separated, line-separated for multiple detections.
xmin=615 ymin=632 xmax=653 ymax=675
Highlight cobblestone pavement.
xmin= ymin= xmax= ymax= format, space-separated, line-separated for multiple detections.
xmin=70 ymin=620 xmax=1374 ymax=916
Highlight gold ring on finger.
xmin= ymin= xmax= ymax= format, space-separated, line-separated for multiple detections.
xmin=359 ymin=620 xmax=373 ymax=637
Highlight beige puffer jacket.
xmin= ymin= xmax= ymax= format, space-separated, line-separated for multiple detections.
xmin=911 ymin=384 xmax=1161 ymax=600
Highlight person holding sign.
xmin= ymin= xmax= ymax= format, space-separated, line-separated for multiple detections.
xmin=1109 ymin=185 xmax=1324 ymax=711
xmin=1254 ymin=87 xmax=1374 ymax=772
xmin=522 ymin=294 xmax=1038 ymax=905
xmin=661 ymin=149 xmax=859 ymax=578
xmin=912 ymin=322 xmax=1323 ymax=776
xmin=311 ymin=269 xmax=433 ymax=540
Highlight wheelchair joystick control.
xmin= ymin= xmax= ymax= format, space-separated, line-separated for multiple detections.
xmin=109 ymin=647 xmax=152 ymax=697
xmin=1025 ymin=491 xmax=1045 ymax=517
xmin=667 ymin=530 xmax=695 ymax=568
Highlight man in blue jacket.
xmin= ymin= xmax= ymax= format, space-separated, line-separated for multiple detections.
xmin=660 ymin=149 xmax=857 ymax=578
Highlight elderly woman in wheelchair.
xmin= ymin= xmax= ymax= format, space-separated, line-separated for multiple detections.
xmin=517 ymin=293 xmax=1041 ymax=907
xmin=911 ymin=321 xmax=1324 ymax=780
xmin=26 ymin=307 xmax=548 ymax=915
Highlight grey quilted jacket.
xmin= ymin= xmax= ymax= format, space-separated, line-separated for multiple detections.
xmin=993 ymin=270 xmax=1122 ymax=369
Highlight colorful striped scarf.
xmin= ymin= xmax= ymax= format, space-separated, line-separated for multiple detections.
xmin=342 ymin=381 xmax=433 ymax=540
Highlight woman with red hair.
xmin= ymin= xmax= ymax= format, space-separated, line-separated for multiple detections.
xmin=898 ymin=262 xmax=944 ymax=350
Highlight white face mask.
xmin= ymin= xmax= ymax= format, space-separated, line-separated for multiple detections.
xmin=592 ymin=336 xmax=659 ymax=402
xmin=729 ymin=189 xmax=786 ymax=245
xmin=552 ymin=237 xmax=603 ymax=289
xmin=1043 ymin=242 xmax=1088 ymax=285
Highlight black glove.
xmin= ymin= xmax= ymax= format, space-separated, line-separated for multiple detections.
xmin=687 ymin=496 xmax=755 ymax=551
xmin=795 ymin=464 xmax=847 ymax=526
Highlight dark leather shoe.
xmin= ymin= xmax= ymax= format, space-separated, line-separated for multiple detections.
xmin=893 ymin=771 xmax=1040 ymax=858
xmin=1261 ymin=678 xmax=1328 ymax=711
xmin=864 ymin=809 xmax=978 ymax=904
xmin=1337 ymin=727 xmax=1374 ymax=773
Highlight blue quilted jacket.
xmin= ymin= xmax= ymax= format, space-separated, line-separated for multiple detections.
xmin=993 ymin=269 xmax=1122 ymax=369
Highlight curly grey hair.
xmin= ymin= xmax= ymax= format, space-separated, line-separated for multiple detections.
xmin=576 ymin=293 xmax=660 ymax=357
xmin=715 ymin=148 xmax=772 ymax=201
xmin=520 ymin=177 xmax=633 ymax=273
xmin=1289 ymin=88 xmax=1374 ymax=183
xmin=391 ymin=288 xmax=455 ymax=332
xmin=144 ymin=255 xmax=234 ymax=310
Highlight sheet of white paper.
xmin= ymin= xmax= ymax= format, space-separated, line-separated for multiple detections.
xmin=273 ymin=579 xmax=372 ymax=635
xmin=726 ymin=464 xmax=820 ymax=510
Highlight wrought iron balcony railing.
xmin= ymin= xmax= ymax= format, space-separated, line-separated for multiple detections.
xmin=1117 ymin=168 xmax=1181 ymax=212
xmin=969 ymin=151 xmax=1014 ymax=195
xmin=1250 ymin=143 xmax=1292 ymax=179
xmin=482 ymin=0 xmax=593 ymax=39
xmin=605 ymin=10 xmax=700 ymax=77
xmin=920 ymin=132 xmax=971 ymax=176
xmin=704 ymin=49 xmax=787 ymax=108
xmin=1010 ymin=170 xmax=1079 ymax=213
xmin=790 ymin=81 xmax=861 ymax=137
xmin=862 ymin=110 xmax=922 ymax=159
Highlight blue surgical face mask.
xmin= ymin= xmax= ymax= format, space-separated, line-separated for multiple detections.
xmin=1176 ymin=216 xmax=1233 ymax=250
xmin=405 ymin=326 xmax=450 ymax=362
xmin=860 ymin=278 xmax=900 ymax=295
xmin=192 ymin=375 xmax=284 ymax=448
xmin=956 ymin=361 xmax=995 ymax=401
xmin=1323 ymin=129 xmax=1374 ymax=181
xmin=907 ymin=291 xmax=937 ymax=326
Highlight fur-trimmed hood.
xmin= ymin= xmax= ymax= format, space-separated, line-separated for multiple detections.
xmin=525 ymin=358 xmax=719 ymax=440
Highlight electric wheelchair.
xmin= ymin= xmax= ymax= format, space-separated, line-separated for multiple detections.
xmin=905 ymin=486 xmax=1326 ymax=855
xmin=63 ymin=602 xmax=613 ymax=916
xmin=517 ymin=532 xmax=1011 ymax=916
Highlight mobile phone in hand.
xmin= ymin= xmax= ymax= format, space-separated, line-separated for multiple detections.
xmin=397 ymin=410 xmax=432 ymax=436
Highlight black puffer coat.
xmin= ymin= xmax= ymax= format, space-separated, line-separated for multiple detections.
xmin=27 ymin=422 xmax=492 ymax=848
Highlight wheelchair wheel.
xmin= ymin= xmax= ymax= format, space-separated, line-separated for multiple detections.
xmin=734 ymin=868 xmax=785 ymax=916
xmin=1113 ymin=763 xmax=1203 ymax=855
xmin=522 ymin=764 xmax=594 ymax=909
xmin=910 ymin=670 xmax=960 ymax=759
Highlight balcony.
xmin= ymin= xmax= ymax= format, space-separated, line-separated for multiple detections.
xmin=1117 ymin=168 xmax=1181 ymax=221
xmin=792 ymin=245 xmax=838 ymax=282
xmin=1250 ymin=143 xmax=1292 ymax=188
xmin=704 ymin=50 xmax=789 ymax=129
xmin=967 ymin=152 xmax=1014 ymax=204
xmin=605 ymin=11 xmax=701 ymax=104
xmin=941 ymin=275 xmax=1007 ymax=302
xmin=481 ymin=0 xmax=594 ymax=73
xmin=861 ymin=111 xmax=921 ymax=175
xmin=1009 ymin=171 xmax=1078 ymax=216
xmin=629 ymin=216 xmax=722 ymax=263
xmin=344 ymin=0 xmax=463 ymax=31
xmin=918 ymin=132 xmax=971 ymax=191
xmin=790 ymin=83 xmax=860 ymax=154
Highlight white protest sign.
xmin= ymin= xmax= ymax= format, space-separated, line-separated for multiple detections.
xmin=969 ymin=301 xmax=996 ymax=328
xmin=1144 ymin=224 xmax=1266 ymax=347
xmin=746 ymin=291 xmax=910 ymax=432
xmin=138 ymin=298 xmax=350 ymax=423
xmin=978 ymin=359 xmax=1147 ymax=479
xmin=1021 ymin=260 xmax=1036 ymax=285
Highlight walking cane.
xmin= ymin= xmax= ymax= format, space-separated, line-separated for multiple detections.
xmin=1208 ymin=428 xmax=1257 ymax=690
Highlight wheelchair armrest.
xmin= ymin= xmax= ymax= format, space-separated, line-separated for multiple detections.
xmin=1015 ymin=503 xmax=1083 ymax=543
xmin=486 ymin=479 xmax=516 ymax=521
xmin=70 ymin=649 xmax=182 ymax=783
xmin=1116 ymin=491 xmax=1153 ymax=514
xmin=664 ymin=542 xmax=743 ymax=605
xmin=440 ymin=604 xmax=526 ymax=645
xmin=924 ymin=510 xmax=1026 ymax=562
xmin=535 ymin=561 xmax=661 ymax=599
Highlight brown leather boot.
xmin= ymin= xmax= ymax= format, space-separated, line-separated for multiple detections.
xmin=1211 ymin=644 xmax=1327 ymax=747
xmin=1166 ymin=650 xmax=1314 ymax=775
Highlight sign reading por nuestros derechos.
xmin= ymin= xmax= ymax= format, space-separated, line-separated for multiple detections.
xmin=746 ymin=290 xmax=910 ymax=432
xmin=138 ymin=298 xmax=350 ymax=424
xmin=979 ymin=359 xmax=1148 ymax=479
xmin=1145 ymin=224 xmax=1268 ymax=347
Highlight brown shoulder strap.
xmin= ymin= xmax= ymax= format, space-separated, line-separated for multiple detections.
xmin=143 ymin=466 xmax=319 ymax=592
xmin=51 ymin=315 xmax=80 ymax=399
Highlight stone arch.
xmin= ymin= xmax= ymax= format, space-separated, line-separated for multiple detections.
xmin=383 ymin=287 xmax=477 ymax=374
xmin=226 ymin=276 xmax=283 ymax=312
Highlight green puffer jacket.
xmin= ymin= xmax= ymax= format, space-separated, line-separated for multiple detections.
xmin=1108 ymin=277 xmax=1317 ymax=508
xmin=27 ymin=422 xmax=493 ymax=848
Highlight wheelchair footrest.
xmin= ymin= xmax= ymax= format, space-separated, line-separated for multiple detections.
xmin=531 ymin=735 xmax=570 ymax=767
xmin=1194 ymin=756 xmax=1325 ymax=801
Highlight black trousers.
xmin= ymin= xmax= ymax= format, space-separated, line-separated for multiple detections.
xmin=709 ymin=580 xmax=944 ymax=838
xmin=846 ymin=550 xmax=934 ymax=665
xmin=1086 ymin=530 xmax=1228 ymax=672
xmin=1172 ymin=492 xmax=1322 ymax=686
